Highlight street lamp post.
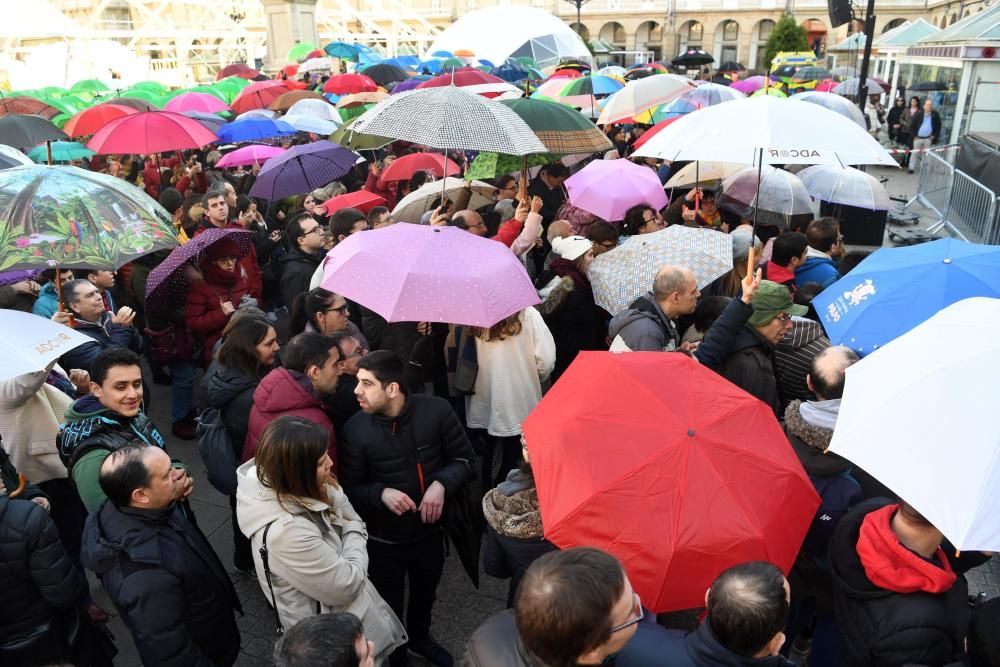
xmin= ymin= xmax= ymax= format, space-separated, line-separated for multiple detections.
xmin=565 ymin=0 xmax=593 ymax=37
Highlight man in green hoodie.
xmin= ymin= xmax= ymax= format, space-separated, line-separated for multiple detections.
xmin=57 ymin=347 xmax=193 ymax=512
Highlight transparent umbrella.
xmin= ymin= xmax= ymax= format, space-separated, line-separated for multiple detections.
xmin=718 ymin=165 xmax=813 ymax=227
xmin=797 ymin=165 xmax=891 ymax=211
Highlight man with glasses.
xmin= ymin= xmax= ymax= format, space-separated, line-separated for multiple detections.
xmin=368 ymin=206 xmax=395 ymax=230
xmin=587 ymin=221 xmax=621 ymax=256
xmin=280 ymin=212 xmax=327 ymax=309
xmin=459 ymin=548 xmax=648 ymax=666
xmin=795 ymin=218 xmax=845 ymax=290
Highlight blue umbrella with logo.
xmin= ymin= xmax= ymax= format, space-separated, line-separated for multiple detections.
xmin=814 ymin=238 xmax=1000 ymax=356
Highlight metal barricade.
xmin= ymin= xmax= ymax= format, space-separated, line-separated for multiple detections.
xmin=910 ymin=147 xmax=958 ymax=222
xmin=939 ymin=170 xmax=998 ymax=244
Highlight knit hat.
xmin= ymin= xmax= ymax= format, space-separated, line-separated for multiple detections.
xmin=551 ymin=235 xmax=593 ymax=262
xmin=748 ymin=280 xmax=809 ymax=327
xmin=731 ymin=226 xmax=760 ymax=262
xmin=205 ymin=237 xmax=242 ymax=261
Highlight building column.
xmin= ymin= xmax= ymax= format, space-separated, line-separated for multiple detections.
xmin=261 ymin=0 xmax=320 ymax=72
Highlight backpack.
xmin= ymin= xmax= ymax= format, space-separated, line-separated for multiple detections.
xmin=801 ymin=471 xmax=864 ymax=564
xmin=195 ymin=407 xmax=238 ymax=496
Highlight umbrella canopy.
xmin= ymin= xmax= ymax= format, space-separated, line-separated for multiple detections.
xmin=217 ymin=63 xmax=260 ymax=80
xmin=0 ymin=115 xmax=67 ymax=149
xmin=791 ymin=66 xmax=833 ymax=82
xmin=283 ymin=114 xmax=340 ymax=135
xmin=391 ymin=79 xmax=424 ymax=95
xmin=216 ymin=118 xmax=297 ymax=143
xmin=718 ymin=165 xmax=813 ymax=227
xmin=352 ymin=86 xmax=546 ymax=155
xmin=672 ymin=49 xmax=714 ymax=67
xmin=417 ymin=68 xmax=514 ymax=98
xmin=0 ymin=145 xmax=33 ymax=170
xmin=299 ymin=57 xmax=334 ymax=74
xmin=557 ymin=75 xmax=625 ymax=97
xmin=590 ymin=226 xmax=732 ymax=314
xmin=287 ymin=42 xmax=319 ymax=62
xmin=28 ymin=141 xmax=94 ymax=163
xmin=165 ymin=92 xmax=230 ymax=114
xmin=500 ymin=97 xmax=612 ymax=154
xmin=86 ymin=111 xmax=217 ymax=154
xmin=830 ymin=297 xmax=1000 ymax=550
xmin=465 ymin=152 xmax=556 ymax=181
xmin=830 ymin=66 xmax=858 ymax=79
xmin=249 ymin=140 xmax=358 ymax=201
xmin=730 ymin=75 xmax=770 ymax=94
xmin=331 ymin=119 xmax=394 ymax=151
xmin=0 ymin=97 xmax=62 ymax=119
xmin=797 ymin=165 xmax=891 ymax=210
xmin=268 ymin=90 xmax=325 ymax=112
xmin=216 ymin=145 xmax=286 ymax=168
xmin=63 ymin=104 xmax=137 ymax=138
xmin=181 ymin=111 xmax=227 ymax=134
xmin=102 ymin=97 xmax=158 ymax=112
xmin=69 ymin=79 xmax=111 ymax=95
xmin=565 ymin=159 xmax=668 ymax=222
xmin=145 ymin=228 xmax=254 ymax=316
xmin=362 ymin=63 xmax=410 ymax=86
xmin=0 ymin=309 xmax=95 ymax=382
xmin=596 ymin=74 xmax=697 ymax=125
xmin=717 ymin=61 xmax=746 ymax=73
xmin=0 ymin=165 xmax=177 ymax=271
xmin=492 ymin=63 xmax=532 ymax=83
xmin=231 ymin=81 xmax=293 ymax=114
xmin=814 ymin=238 xmax=1000 ymax=355
xmin=379 ymin=153 xmax=461 ymax=186
xmin=320 ymin=190 xmax=387 ymax=216
xmin=633 ymin=96 xmax=897 ymax=166
xmin=791 ymin=91 xmax=867 ymax=130
xmin=323 ymin=74 xmax=378 ymax=96
xmin=675 ymin=82 xmax=745 ymax=108
xmin=235 ymin=109 xmax=278 ymax=122
xmin=664 ymin=161 xmax=747 ymax=189
xmin=324 ymin=41 xmax=360 ymax=60
xmin=833 ymin=77 xmax=886 ymax=97
xmin=336 ymin=92 xmax=389 ymax=109
xmin=320 ymin=223 xmax=539 ymax=326
xmin=524 ymin=351 xmax=819 ymax=612
xmin=392 ymin=177 xmax=496 ymax=223
xmin=286 ymin=98 xmax=340 ymax=121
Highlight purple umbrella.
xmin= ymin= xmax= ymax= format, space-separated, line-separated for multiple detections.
xmin=565 ymin=159 xmax=669 ymax=222
xmin=320 ymin=223 xmax=540 ymax=327
xmin=730 ymin=76 xmax=770 ymax=94
xmin=249 ymin=140 xmax=358 ymax=201
xmin=0 ymin=269 xmax=42 ymax=286
xmin=391 ymin=79 xmax=423 ymax=95
xmin=217 ymin=144 xmax=285 ymax=168
xmin=145 ymin=228 xmax=254 ymax=316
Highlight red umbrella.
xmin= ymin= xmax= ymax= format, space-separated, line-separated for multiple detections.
xmin=165 ymin=92 xmax=230 ymax=114
xmin=320 ymin=190 xmax=387 ymax=215
xmin=550 ymin=69 xmax=584 ymax=79
xmin=323 ymin=74 xmax=378 ymax=96
xmin=631 ymin=116 xmax=682 ymax=151
xmin=523 ymin=352 xmax=819 ymax=613
xmin=231 ymin=81 xmax=293 ymax=114
xmin=417 ymin=68 xmax=504 ymax=89
xmin=64 ymin=104 xmax=138 ymax=138
xmin=281 ymin=65 xmax=300 ymax=78
xmin=217 ymin=63 xmax=261 ymax=80
xmin=378 ymin=153 xmax=461 ymax=186
xmin=0 ymin=97 xmax=62 ymax=119
xmin=86 ymin=111 xmax=218 ymax=154
xmin=814 ymin=79 xmax=838 ymax=92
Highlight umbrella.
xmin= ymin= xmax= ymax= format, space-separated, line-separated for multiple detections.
xmin=287 ymin=42 xmax=320 ymax=62
xmin=0 ymin=269 xmax=41 ymax=286
xmin=0 ymin=115 xmax=67 ymax=149
xmin=633 ymin=96 xmax=897 ymax=166
xmin=630 ymin=117 xmax=684 ymax=152
xmin=320 ymin=190 xmax=387 ymax=216
xmin=323 ymin=74 xmax=378 ymax=96
xmin=102 ymin=97 xmax=157 ymax=112
xmin=524 ymin=351 xmax=819 ymax=612
xmin=752 ymin=87 xmax=788 ymax=98
xmin=674 ymin=82 xmax=745 ymax=108
xmin=336 ymin=92 xmax=389 ymax=109
xmin=430 ymin=50 xmax=454 ymax=58
xmin=324 ymin=42 xmax=360 ymax=60
xmin=492 ymin=63 xmax=532 ymax=83
xmin=624 ymin=69 xmax=655 ymax=81
xmin=320 ymin=223 xmax=539 ymax=327
xmin=267 ymin=90 xmax=325 ymax=112
xmin=164 ymin=92 xmax=230 ymax=114
xmin=331 ymin=119 xmax=394 ymax=151
xmin=362 ymin=63 xmax=410 ymax=86
xmin=0 ymin=97 xmax=62 ymax=119
xmin=417 ymin=68 xmax=515 ymax=98
xmin=672 ymin=49 xmax=714 ymax=67
xmin=378 ymin=153 xmax=462 ymax=186
xmin=830 ymin=297 xmax=1000 ymax=550
xmin=791 ymin=91 xmax=867 ymax=130
xmin=717 ymin=61 xmax=746 ymax=73
xmin=216 ymin=118 xmax=297 ymax=143
xmin=286 ymin=98 xmax=340 ymax=121
xmin=565 ymin=159 xmax=668 ymax=223
xmin=465 ymin=152 xmax=556 ymax=181
xmin=299 ymin=57 xmax=334 ymax=74
xmin=0 ymin=145 xmax=32 ymax=169
xmin=791 ymin=66 xmax=833 ymax=82
xmin=145 ymin=228 xmax=254 ymax=316
xmin=390 ymin=79 xmax=424 ymax=95
xmin=718 ymin=165 xmax=813 ymax=227
xmin=797 ymin=165 xmax=891 ymax=211
xmin=557 ymin=75 xmax=624 ymax=97
xmin=909 ymin=80 xmax=948 ymax=91
xmin=86 ymin=111 xmax=218 ymax=155
xmin=830 ymin=66 xmax=859 ymax=79
xmin=589 ymin=226 xmax=732 ymax=315
xmin=833 ymin=77 xmax=886 ymax=97
xmin=282 ymin=114 xmax=340 ymax=135
xmin=63 ymin=104 xmax=137 ymax=138
xmin=217 ymin=63 xmax=260 ymax=80
xmin=352 ymin=86 xmax=546 ymax=156
xmin=249 ymin=140 xmax=359 ymax=200
xmin=181 ymin=111 xmax=227 ymax=134
xmin=231 ymin=81 xmax=293 ymax=114
xmin=500 ymin=98 xmax=613 ymax=155
xmin=730 ymin=76 xmax=770 ymax=94
xmin=392 ymin=177 xmax=496 ymax=223
xmin=0 ymin=309 xmax=95 ymax=382
xmin=550 ymin=69 xmax=583 ymax=80
xmin=235 ymin=109 xmax=278 ymax=122
xmin=596 ymin=74 xmax=697 ymax=125
xmin=69 ymin=79 xmax=111 ymax=95
xmin=27 ymin=141 xmax=94 ymax=163
xmin=0 ymin=165 xmax=177 ymax=271
xmin=664 ymin=161 xmax=747 ymax=189
xmin=216 ymin=145 xmax=286 ymax=168
xmin=813 ymin=238 xmax=1000 ymax=355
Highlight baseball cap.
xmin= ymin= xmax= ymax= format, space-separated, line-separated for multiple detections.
xmin=747 ymin=280 xmax=809 ymax=327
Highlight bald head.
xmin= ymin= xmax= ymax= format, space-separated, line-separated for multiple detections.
xmin=808 ymin=345 xmax=860 ymax=401
xmin=653 ymin=265 xmax=700 ymax=319
xmin=547 ymin=220 xmax=572 ymax=243
xmin=450 ymin=210 xmax=486 ymax=236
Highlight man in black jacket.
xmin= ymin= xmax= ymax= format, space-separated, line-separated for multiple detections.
xmin=56 ymin=279 xmax=142 ymax=376
xmin=81 ymin=443 xmax=241 ymax=667
xmin=908 ymin=98 xmax=942 ymax=174
xmin=279 ymin=212 xmax=325 ymax=309
xmin=340 ymin=351 xmax=475 ymax=667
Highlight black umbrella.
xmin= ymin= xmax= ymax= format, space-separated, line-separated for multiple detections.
xmin=442 ymin=484 xmax=484 ymax=588
xmin=672 ymin=49 xmax=714 ymax=67
xmin=362 ymin=63 xmax=410 ymax=86
xmin=910 ymin=80 xmax=949 ymax=91
xmin=717 ymin=61 xmax=746 ymax=73
xmin=103 ymin=97 xmax=158 ymax=112
xmin=792 ymin=66 xmax=833 ymax=82
xmin=711 ymin=75 xmax=733 ymax=86
xmin=624 ymin=69 xmax=655 ymax=81
xmin=0 ymin=115 xmax=67 ymax=149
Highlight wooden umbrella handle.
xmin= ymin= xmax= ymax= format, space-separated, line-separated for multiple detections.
xmin=8 ymin=473 xmax=27 ymax=498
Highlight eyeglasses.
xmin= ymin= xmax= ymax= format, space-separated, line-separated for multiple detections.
xmin=468 ymin=221 xmax=486 ymax=230
xmin=301 ymin=226 xmax=322 ymax=237
xmin=325 ymin=303 xmax=350 ymax=315
xmin=609 ymin=593 xmax=644 ymax=634
xmin=774 ymin=312 xmax=793 ymax=323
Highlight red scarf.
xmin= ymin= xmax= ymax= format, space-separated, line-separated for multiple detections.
xmin=856 ymin=504 xmax=957 ymax=594
xmin=549 ymin=257 xmax=592 ymax=297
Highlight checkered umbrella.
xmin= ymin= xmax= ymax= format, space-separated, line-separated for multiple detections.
xmin=590 ymin=226 xmax=733 ymax=315
xmin=351 ymin=86 xmax=547 ymax=155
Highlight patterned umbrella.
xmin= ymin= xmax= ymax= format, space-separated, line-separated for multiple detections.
xmin=0 ymin=165 xmax=177 ymax=271
xmin=352 ymin=86 xmax=546 ymax=155
xmin=249 ymin=140 xmax=359 ymax=200
xmin=590 ymin=225 xmax=733 ymax=315
xmin=0 ymin=97 xmax=62 ymax=119
xmin=465 ymin=152 xmax=555 ymax=180
xmin=499 ymin=98 xmax=611 ymax=155
xmin=597 ymin=74 xmax=697 ymax=125
xmin=392 ymin=177 xmax=496 ymax=223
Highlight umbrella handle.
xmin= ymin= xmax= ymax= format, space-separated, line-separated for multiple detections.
xmin=7 ymin=473 xmax=27 ymax=498
xmin=745 ymin=246 xmax=756 ymax=284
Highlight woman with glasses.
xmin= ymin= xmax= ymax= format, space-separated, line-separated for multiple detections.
xmin=622 ymin=203 xmax=666 ymax=236
xmin=289 ymin=287 xmax=369 ymax=350
xmin=186 ymin=238 xmax=255 ymax=366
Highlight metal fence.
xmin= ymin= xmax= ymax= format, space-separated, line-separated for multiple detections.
xmin=911 ymin=145 xmax=960 ymax=222
xmin=941 ymin=170 xmax=998 ymax=244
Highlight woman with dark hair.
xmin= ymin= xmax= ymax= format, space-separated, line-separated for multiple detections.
xmin=622 ymin=203 xmax=665 ymax=236
xmin=236 ymin=417 xmax=406 ymax=661
xmin=186 ymin=238 xmax=255 ymax=366
xmin=289 ymin=287 xmax=369 ymax=349
xmin=202 ymin=315 xmax=279 ymax=573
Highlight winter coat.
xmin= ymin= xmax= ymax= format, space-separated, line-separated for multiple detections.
xmin=795 ymin=250 xmax=839 ymax=289
xmin=279 ymin=247 xmax=323 ymax=310
xmin=81 ymin=501 xmax=241 ymax=667
xmin=340 ymin=394 xmax=475 ymax=543
xmin=618 ymin=620 xmax=796 ymax=667
xmin=466 ymin=308 xmax=555 ymax=437
xmin=185 ymin=266 xmax=252 ymax=366
xmin=201 ymin=362 xmax=259 ymax=461
xmin=242 ymin=367 xmax=338 ymax=467
xmin=0 ymin=369 xmax=73 ymax=483
xmin=537 ymin=276 xmax=608 ymax=381
xmin=31 ymin=282 xmax=60 ymax=319
xmin=193 ymin=221 xmax=264 ymax=302
xmin=482 ymin=469 xmax=556 ymax=607
xmin=0 ymin=496 xmax=86 ymax=655
xmin=235 ymin=462 xmax=406 ymax=660
xmin=830 ymin=499 xmax=970 ymax=667
xmin=608 ymin=292 xmax=681 ymax=352
xmin=774 ymin=319 xmax=830 ymax=410
xmin=58 ymin=312 xmax=142 ymax=373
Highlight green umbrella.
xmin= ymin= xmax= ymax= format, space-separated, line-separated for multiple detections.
xmin=338 ymin=104 xmax=373 ymax=122
xmin=186 ymin=85 xmax=229 ymax=102
xmin=218 ymin=76 xmax=251 ymax=90
xmin=120 ymin=88 xmax=163 ymax=104
xmin=465 ymin=152 xmax=555 ymax=180
xmin=513 ymin=56 xmax=539 ymax=69
xmin=752 ymin=87 xmax=787 ymax=98
xmin=499 ymin=97 xmax=613 ymax=154
xmin=38 ymin=86 xmax=69 ymax=98
xmin=70 ymin=79 xmax=110 ymax=95
xmin=440 ymin=57 xmax=465 ymax=70
xmin=287 ymin=42 xmax=319 ymax=62
xmin=28 ymin=141 xmax=95 ymax=163
xmin=331 ymin=119 xmax=393 ymax=151
xmin=36 ymin=97 xmax=80 ymax=116
xmin=131 ymin=80 xmax=168 ymax=93
xmin=50 ymin=113 xmax=71 ymax=129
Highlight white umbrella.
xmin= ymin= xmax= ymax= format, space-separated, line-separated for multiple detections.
xmin=791 ymin=91 xmax=867 ymax=130
xmin=596 ymin=74 xmax=697 ymax=125
xmin=829 ymin=297 xmax=1000 ymax=551
xmin=235 ymin=109 xmax=278 ymax=122
xmin=0 ymin=310 xmax=94 ymax=382
xmin=392 ymin=177 xmax=497 ymax=223
xmin=299 ymin=57 xmax=334 ymax=73
xmin=0 ymin=145 xmax=33 ymax=169
xmin=282 ymin=114 xmax=340 ymax=135
xmin=797 ymin=165 xmax=891 ymax=210
xmin=633 ymin=95 xmax=897 ymax=166
xmin=718 ymin=165 xmax=813 ymax=227
xmin=286 ymin=98 xmax=341 ymax=121
xmin=664 ymin=161 xmax=747 ymax=189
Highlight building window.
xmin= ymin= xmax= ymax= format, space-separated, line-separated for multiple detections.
xmin=723 ymin=20 xmax=739 ymax=41
xmin=688 ymin=22 xmax=703 ymax=44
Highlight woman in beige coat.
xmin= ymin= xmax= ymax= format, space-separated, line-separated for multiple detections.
xmin=236 ymin=415 xmax=406 ymax=663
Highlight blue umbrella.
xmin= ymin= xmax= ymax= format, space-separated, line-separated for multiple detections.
xmin=395 ymin=55 xmax=422 ymax=69
xmin=355 ymin=44 xmax=382 ymax=66
xmin=217 ymin=118 xmax=297 ymax=143
xmin=419 ymin=59 xmax=443 ymax=74
xmin=477 ymin=58 xmax=496 ymax=69
xmin=28 ymin=141 xmax=94 ymax=163
xmin=492 ymin=63 xmax=531 ymax=83
xmin=814 ymin=238 xmax=1000 ymax=356
xmin=324 ymin=41 xmax=359 ymax=60
xmin=431 ymin=50 xmax=453 ymax=58
xmin=249 ymin=140 xmax=359 ymax=200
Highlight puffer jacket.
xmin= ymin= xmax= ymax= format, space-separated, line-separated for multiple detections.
xmin=0 ymin=496 xmax=86 ymax=656
xmin=58 ymin=312 xmax=142 ymax=373
xmin=185 ymin=269 xmax=252 ymax=366
xmin=235 ymin=461 xmax=406 ymax=660
xmin=201 ymin=362 xmax=259 ymax=458
xmin=31 ymin=282 xmax=60 ymax=319
xmin=795 ymin=253 xmax=839 ymax=289
xmin=339 ymin=394 xmax=475 ymax=543
xmin=241 ymin=367 xmax=337 ymax=466
xmin=607 ymin=292 xmax=680 ymax=352
xmin=278 ymin=247 xmax=322 ymax=310
xmin=81 ymin=501 xmax=241 ymax=667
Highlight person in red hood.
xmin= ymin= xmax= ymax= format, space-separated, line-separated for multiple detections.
xmin=241 ymin=333 xmax=340 ymax=467
xmin=762 ymin=232 xmax=808 ymax=294
xmin=830 ymin=498 xmax=990 ymax=667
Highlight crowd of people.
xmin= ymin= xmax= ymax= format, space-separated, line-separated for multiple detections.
xmin=0 ymin=80 xmax=994 ymax=667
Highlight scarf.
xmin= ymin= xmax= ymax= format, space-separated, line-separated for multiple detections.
xmin=200 ymin=260 xmax=240 ymax=288
xmin=798 ymin=398 xmax=841 ymax=432
xmin=856 ymin=504 xmax=957 ymax=594
xmin=550 ymin=257 xmax=592 ymax=297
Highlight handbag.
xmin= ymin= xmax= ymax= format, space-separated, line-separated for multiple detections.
xmin=144 ymin=323 xmax=195 ymax=365
xmin=452 ymin=326 xmax=478 ymax=395
xmin=195 ymin=407 xmax=239 ymax=496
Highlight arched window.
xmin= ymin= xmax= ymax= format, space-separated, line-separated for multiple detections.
xmin=723 ymin=20 xmax=739 ymax=41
